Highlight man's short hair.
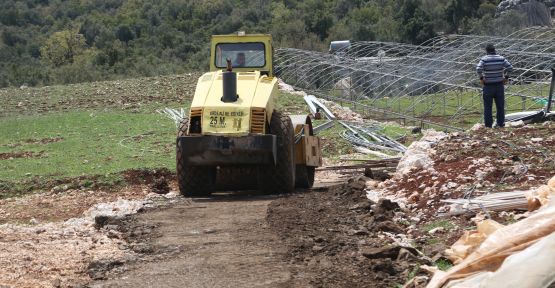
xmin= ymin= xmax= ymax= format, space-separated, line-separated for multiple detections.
xmin=486 ymin=44 xmax=496 ymax=54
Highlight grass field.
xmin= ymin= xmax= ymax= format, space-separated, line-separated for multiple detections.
xmin=329 ymin=83 xmax=551 ymax=128
xmin=0 ymin=74 xmax=315 ymax=197
xmin=0 ymin=110 xmax=179 ymax=181
xmin=0 ymin=72 xmax=414 ymax=197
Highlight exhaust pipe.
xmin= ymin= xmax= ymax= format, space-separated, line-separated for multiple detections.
xmin=222 ymin=59 xmax=238 ymax=103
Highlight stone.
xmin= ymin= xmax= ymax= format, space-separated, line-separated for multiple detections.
xmin=507 ymin=120 xmax=525 ymax=127
xmin=470 ymin=123 xmax=484 ymax=131
xmin=312 ymin=245 xmax=324 ymax=252
xmin=352 ymin=229 xmax=369 ymax=236
xmin=87 ymin=259 xmax=124 ymax=280
xmin=447 ymin=182 xmax=458 ymax=189
xmin=361 ymin=245 xmax=401 ymax=259
xmin=428 ymin=227 xmax=445 ymax=234
xmin=408 ymin=192 xmax=419 ymax=203
xmin=107 ymin=230 xmax=120 ymax=239
xmin=131 ymin=243 xmax=154 ymax=254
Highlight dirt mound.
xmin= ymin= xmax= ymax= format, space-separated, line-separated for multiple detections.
xmin=379 ymin=123 xmax=555 ymax=219
xmin=150 ymin=177 xmax=170 ymax=194
xmin=0 ymin=151 xmax=46 ymax=160
xmin=267 ymin=177 xmax=430 ymax=287
xmin=123 ymin=168 xmax=175 ymax=186
xmin=3 ymin=137 xmax=64 ymax=148
xmin=24 ymin=137 xmax=64 ymax=145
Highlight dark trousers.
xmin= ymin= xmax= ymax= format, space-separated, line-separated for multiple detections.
xmin=483 ymin=83 xmax=505 ymax=128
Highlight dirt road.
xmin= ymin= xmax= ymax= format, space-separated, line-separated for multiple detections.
xmin=90 ymin=178 xmax=424 ymax=288
xmin=92 ymin=193 xmax=292 ymax=288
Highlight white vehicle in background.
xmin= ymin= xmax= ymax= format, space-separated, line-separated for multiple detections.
xmin=329 ymin=40 xmax=351 ymax=56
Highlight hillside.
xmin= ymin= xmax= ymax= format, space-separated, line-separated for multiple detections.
xmin=0 ymin=0 xmax=529 ymax=88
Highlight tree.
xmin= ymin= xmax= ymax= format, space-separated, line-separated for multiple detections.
xmin=302 ymin=0 xmax=334 ymax=40
xmin=348 ymin=5 xmax=380 ymax=41
xmin=115 ymin=24 xmax=135 ymax=43
xmin=444 ymin=0 xmax=481 ymax=33
xmin=40 ymin=29 xmax=86 ymax=67
xmin=2 ymin=27 xmax=27 ymax=46
xmin=397 ymin=0 xmax=436 ymax=44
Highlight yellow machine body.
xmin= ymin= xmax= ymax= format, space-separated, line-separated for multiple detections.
xmin=188 ymin=34 xmax=276 ymax=136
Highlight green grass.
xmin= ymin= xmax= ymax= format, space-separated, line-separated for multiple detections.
xmin=0 ymin=109 xmax=178 ymax=182
xmin=0 ymin=73 xmax=203 ymax=197
xmin=335 ymin=83 xmax=552 ymax=128
xmin=435 ymin=258 xmax=453 ymax=271
xmin=426 ymin=238 xmax=441 ymax=245
xmin=317 ymin=123 xmax=355 ymax=158
xmin=0 ymin=73 xmax=200 ymax=117
xmin=276 ymin=91 xmax=311 ymax=114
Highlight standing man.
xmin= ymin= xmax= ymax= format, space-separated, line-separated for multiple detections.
xmin=476 ymin=44 xmax=513 ymax=128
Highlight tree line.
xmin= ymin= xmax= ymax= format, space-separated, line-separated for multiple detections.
xmin=0 ymin=0 xmax=527 ymax=88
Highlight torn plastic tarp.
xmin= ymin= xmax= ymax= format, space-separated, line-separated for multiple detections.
xmin=444 ymin=219 xmax=505 ymax=265
xmin=526 ymin=176 xmax=555 ymax=211
xmin=443 ymin=231 xmax=555 ymax=288
xmin=427 ymin=176 xmax=555 ymax=288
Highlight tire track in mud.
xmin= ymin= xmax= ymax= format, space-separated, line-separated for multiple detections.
xmin=90 ymin=178 xmax=414 ymax=288
xmin=91 ymin=193 xmax=292 ymax=288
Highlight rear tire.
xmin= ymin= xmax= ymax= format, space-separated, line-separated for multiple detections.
xmin=295 ymin=165 xmax=315 ymax=188
xmin=176 ymin=119 xmax=215 ymax=197
xmin=258 ymin=111 xmax=295 ymax=194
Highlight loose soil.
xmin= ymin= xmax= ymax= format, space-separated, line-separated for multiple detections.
xmin=91 ymin=193 xmax=292 ymax=288
xmin=0 ymin=169 xmax=176 ymax=224
xmin=0 ymin=74 xmax=201 ymax=117
xmin=92 ymin=177 xmax=429 ymax=288
xmin=381 ymin=123 xmax=555 ymax=221
xmin=0 ymin=151 xmax=46 ymax=160
xmin=268 ymin=178 xmax=429 ymax=288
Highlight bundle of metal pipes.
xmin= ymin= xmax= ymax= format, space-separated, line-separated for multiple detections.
xmin=338 ymin=121 xmax=407 ymax=154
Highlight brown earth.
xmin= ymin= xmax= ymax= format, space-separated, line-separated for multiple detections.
xmin=0 ymin=151 xmax=46 ymax=160
xmin=384 ymin=122 xmax=555 ymax=220
xmin=3 ymin=137 xmax=64 ymax=149
xmin=0 ymin=73 xmax=201 ymax=117
xmin=0 ymin=169 xmax=176 ymax=225
xmin=90 ymin=177 xmax=430 ymax=288
xmin=369 ymin=122 xmax=555 ymax=276
xmin=268 ymin=178 xmax=430 ymax=288
xmin=91 ymin=193 xmax=292 ymax=288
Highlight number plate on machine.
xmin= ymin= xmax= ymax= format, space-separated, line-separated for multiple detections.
xmin=202 ymin=108 xmax=250 ymax=134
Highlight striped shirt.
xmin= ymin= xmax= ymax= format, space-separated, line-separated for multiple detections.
xmin=476 ymin=54 xmax=513 ymax=84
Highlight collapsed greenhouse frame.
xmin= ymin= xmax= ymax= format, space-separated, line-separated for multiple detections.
xmin=275 ymin=27 xmax=555 ymax=129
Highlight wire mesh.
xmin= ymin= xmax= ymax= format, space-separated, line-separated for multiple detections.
xmin=275 ymin=27 xmax=555 ymax=129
